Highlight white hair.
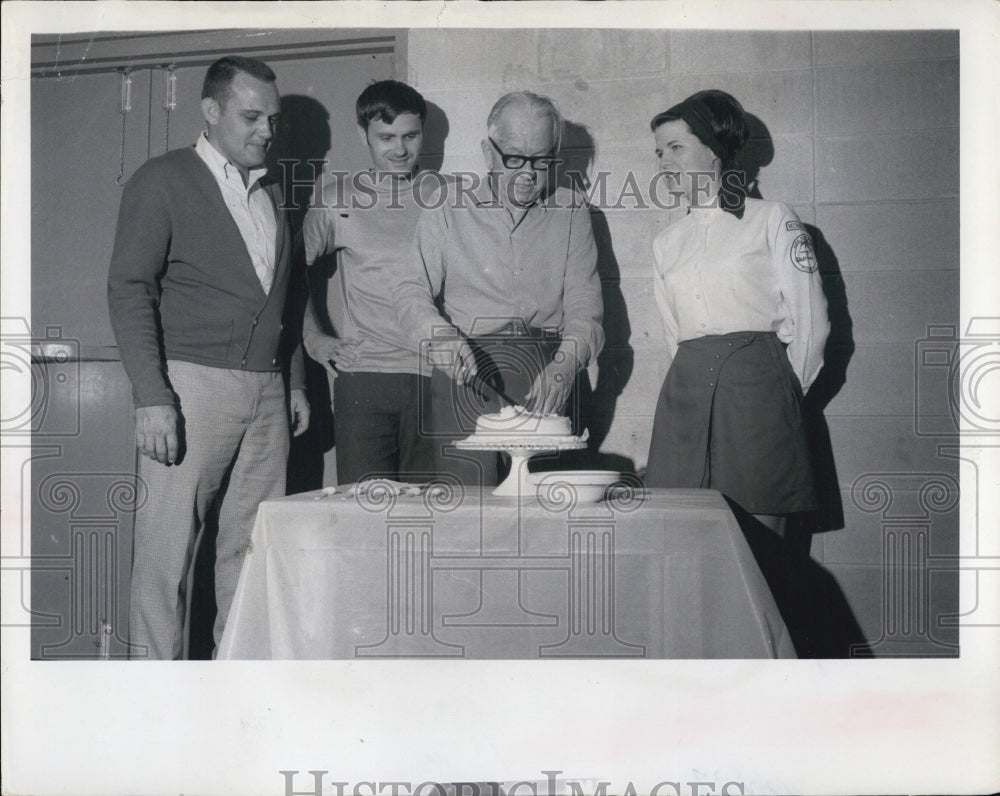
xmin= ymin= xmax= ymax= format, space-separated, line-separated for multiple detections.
xmin=486 ymin=91 xmax=563 ymax=152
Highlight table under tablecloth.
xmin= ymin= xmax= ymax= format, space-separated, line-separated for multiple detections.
xmin=218 ymin=486 xmax=795 ymax=659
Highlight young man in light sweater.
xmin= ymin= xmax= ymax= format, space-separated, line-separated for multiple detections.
xmin=301 ymin=80 xmax=437 ymax=485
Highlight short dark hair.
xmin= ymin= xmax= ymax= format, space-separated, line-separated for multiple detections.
xmin=202 ymin=56 xmax=276 ymax=104
xmin=356 ymin=80 xmax=427 ymax=130
xmin=650 ymin=89 xmax=749 ymax=171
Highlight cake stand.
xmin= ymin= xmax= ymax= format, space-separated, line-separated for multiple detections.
xmin=453 ymin=435 xmax=588 ymax=498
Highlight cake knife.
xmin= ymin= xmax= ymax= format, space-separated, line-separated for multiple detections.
xmin=469 ymin=371 xmax=519 ymax=408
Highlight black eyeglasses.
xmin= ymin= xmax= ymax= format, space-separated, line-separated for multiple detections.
xmin=488 ymin=137 xmax=562 ymax=171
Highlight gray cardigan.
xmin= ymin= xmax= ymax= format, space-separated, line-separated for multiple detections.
xmin=107 ymin=147 xmax=304 ymax=408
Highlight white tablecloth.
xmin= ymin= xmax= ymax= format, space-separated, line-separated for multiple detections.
xmin=218 ymin=487 xmax=795 ymax=659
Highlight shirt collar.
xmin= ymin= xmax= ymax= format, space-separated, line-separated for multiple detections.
xmin=685 ymin=186 xmax=746 ymax=221
xmin=358 ymin=168 xmax=417 ymax=196
xmin=196 ymin=132 xmax=268 ymax=189
xmin=687 ymin=204 xmax=725 ymax=223
xmin=473 ymin=174 xmax=551 ymax=216
xmin=472 ymin=175 xmax=502 ymax=208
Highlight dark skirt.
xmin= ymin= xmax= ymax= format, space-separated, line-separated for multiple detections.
xmin=645 ymin=331 xmax=816 ymax=514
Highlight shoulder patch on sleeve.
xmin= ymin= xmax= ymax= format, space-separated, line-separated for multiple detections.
xmin=791 ymin=233 xmax=818 ymax=273
xmin=786 ymin=220 xmax=807 ymax=232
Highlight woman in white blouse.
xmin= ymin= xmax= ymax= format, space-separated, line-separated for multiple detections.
xmin=645 ymin=90 xmax=830 ymax=542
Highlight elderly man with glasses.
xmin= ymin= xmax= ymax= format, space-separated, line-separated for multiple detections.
xmin=392 ymin=91 xmax=604 ymax=487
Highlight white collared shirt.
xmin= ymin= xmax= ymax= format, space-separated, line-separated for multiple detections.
xmin=195 ymin=133 xmax=277 ymax=294
xmin=652 ymin=197 xmax=830 ymax=392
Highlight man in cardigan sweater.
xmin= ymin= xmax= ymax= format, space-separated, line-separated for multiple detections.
xmin=107 ymin=56 xmax=309 ymax=659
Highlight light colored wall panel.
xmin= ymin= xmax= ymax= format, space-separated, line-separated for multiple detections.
xmin=670 ymin=31 xmax=812 ymax=74
xmin=789 ymin=204 xmax=818 ymax=227
xmin=823 ymin=343 xmax=954 ymax=418
xmin=753 ymin=133 xmax=815 ymax=206
xmin=413 ymin=86 xmax=496 ymax=171
xmin=670 ymin=69 xmax=815 ymax=135
xmin=813 ymin=31 xmax=959 ymax=66
xmin=408 ymin=29 xmax=541 ymax=89
xmin=540 ymin=77 xmax=674 ymax=149
xmin=618 ymin=276 xmax=665 ymax=351
xmin=825 ymin=415 xmax=960 ymax=489
xmin=816 ymin=59 xmax=959 ymax=135
xmin=596 ymin=415 xmax=655 ymax=470
xmin=816 ymin=130 xmax=958 ymax=203
xmin=594 ymin=347 xmax=669 ymax=420
xmin=815 ymin=200 xmax=959 ymax=273
xmin=843 ymin=269 xmax=958 ymax=345
xmin=539 ymin=29 xmax=670 ymax=80
xmin=601 ymin=207 xmax=673 ymax=279
xmin=814 ymin=508 xmax=882 ymax=567
xmin=817 ymin=488 xmax=960 ymax=565
xmin=590 ymin=144 xmax=667 ymax=208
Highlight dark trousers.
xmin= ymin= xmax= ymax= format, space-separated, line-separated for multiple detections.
xmin=332 ymin=371 xmax=435 ymax=485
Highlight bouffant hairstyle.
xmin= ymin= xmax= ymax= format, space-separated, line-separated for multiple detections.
xmin=650 ymin=89 xmax=749 ymax=172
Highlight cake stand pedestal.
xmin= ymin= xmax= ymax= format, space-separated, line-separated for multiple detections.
xmin=453 ymin=437 xmax=588 ymax=498
xmin=444 ymin=435 xmax=589 ymax=629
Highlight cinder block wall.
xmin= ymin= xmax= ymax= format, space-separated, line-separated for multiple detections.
xmin=404 ymin=28 xmax=960 ymax=655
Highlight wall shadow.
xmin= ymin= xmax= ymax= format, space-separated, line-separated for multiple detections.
xmin=738 ymin=111 xmax=854 ymax=536
xmin=800 ymin=225 xmax=854 ymax=534
xmin=736 ymin=505 xmax=869 ymax=659
xmin=736 ymin=112 xmax=862 ymax=656
xmin=738 ymin=115 xmax=854 ymax=534
xmin=268 ymin=94 xmax=336 ymax=496
xmin=420 ymin=101 xmax=449 ymax=174
xmin=268 ymin=94 xmax=332 ymax=231
xmin=558 ymin=119 xmax=636 ymax=475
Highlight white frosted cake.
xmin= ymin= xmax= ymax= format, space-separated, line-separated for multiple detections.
xmin=473 ymin=405 xmax=572 ymax=437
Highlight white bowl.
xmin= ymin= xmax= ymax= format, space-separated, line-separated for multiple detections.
xmin=533 ymin=470 xmax=620 ymax=503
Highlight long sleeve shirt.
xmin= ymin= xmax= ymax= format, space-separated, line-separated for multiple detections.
xmin=652 ymin=198 xmax=829 ymax=392
xmin=392 ymin=178 xmax=604 ymax=368
xmin=195 ymin=133 xmax=277 ymax=294
xmin=107 ymin=146 xmax=304 ymax=408
xmin=300 ymin=172 xmax=431 ymax=374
